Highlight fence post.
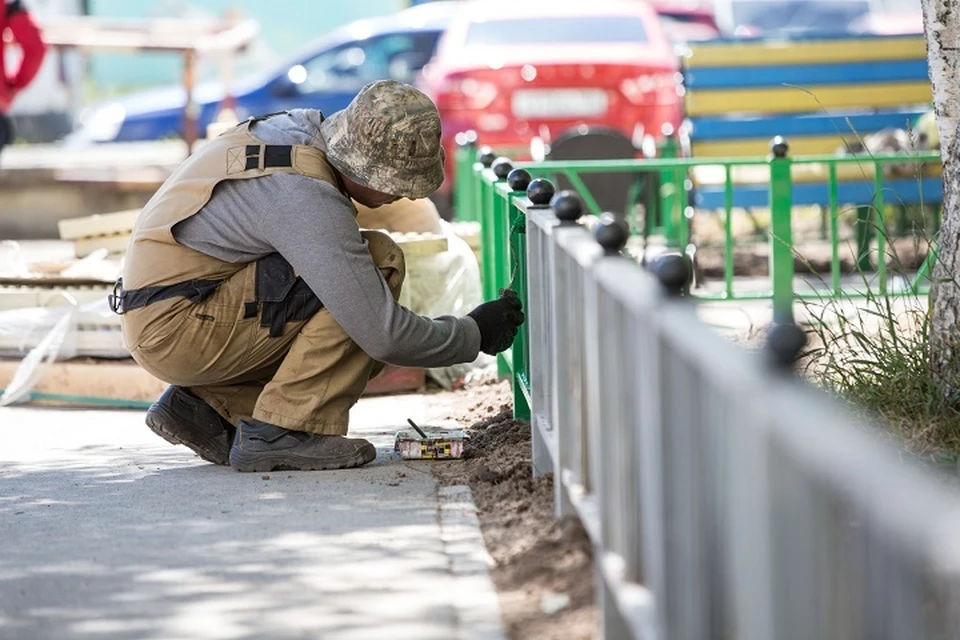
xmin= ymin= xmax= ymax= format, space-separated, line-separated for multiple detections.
xmin=453 ymin=130 xmax=478 ymax=222
xmin=587 ymin=214 xmax=639 ymax=640
xmin=768 ymin=136 xmax=795 ymax=324
xmin=638 ymin=127 xmax=677 ymax=237
xmin=491 ymin=157 xmax=515 ymax=378
xmin=478 ymin=148 xmax=497 ymax=301
xmin=508 ymin=169 xmax=544 ymax=422
xmin=549 ymin=190 xmax=585 ymax=515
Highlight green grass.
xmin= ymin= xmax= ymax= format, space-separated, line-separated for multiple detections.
xmin=799 ymin=228 xmax=960 ymax=468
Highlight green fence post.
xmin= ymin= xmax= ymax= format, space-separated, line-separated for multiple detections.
xmin=855 ymin=204 xmax=874 ymax=272
xmin=479 ymin=173 xmax=495 ymax=301
xmin=490 ymin=158 xmax=516 ymax=378
xmin=649 ymin=131 xmax=679 ymax=235
xmin=768 ymin=136 xmax=795 ymax=324
xmin=452 ymin=131 xmax=478 ymax=222
xmin=661 ymin=167 xmax=684 ymax=248
xmin=873 ymin=162 xmax=887 ymax=294
xmin=510 ymin=193 xmax=531 ymax=420
xmin=505 ymin=171 xmax=547 ymax=422
xmin=477 ymin=149 xmax=497 ymax=300
xmin=491 ymin=158 xmax=515 ymax=293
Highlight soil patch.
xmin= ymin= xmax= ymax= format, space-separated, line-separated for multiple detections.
xmin=694 ymin=237 xmax=931 ymax=279
xmin=424 ymin=377 xmax=597 ymax=639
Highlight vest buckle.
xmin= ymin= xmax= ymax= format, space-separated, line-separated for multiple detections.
xmin=108 ymin=278 xmax=126 ymax=315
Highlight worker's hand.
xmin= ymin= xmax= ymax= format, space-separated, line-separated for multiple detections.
xmin=467 ymin=290 xmax=525 ymax=355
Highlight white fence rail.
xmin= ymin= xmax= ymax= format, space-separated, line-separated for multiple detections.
xmin=524 ymin=195 xmax=960 ymax=639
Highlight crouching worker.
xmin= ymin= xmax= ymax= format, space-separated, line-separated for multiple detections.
xmin=111 ymin=80 xmax=524 ymax=472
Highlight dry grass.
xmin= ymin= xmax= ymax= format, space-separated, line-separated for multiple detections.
xmin=799 ymin=277 xmax=960 ymax=468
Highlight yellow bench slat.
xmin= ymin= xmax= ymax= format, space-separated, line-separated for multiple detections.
xmin=685 ymin=82 xmax=932 ymax=118
xmin=686 ymin=37 xmax=927 ymax=68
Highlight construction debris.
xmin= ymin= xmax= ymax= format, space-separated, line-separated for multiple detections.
xmin=1 ymin=207 xmax=488 ymax=405
xmin=58 ymin=210 xmax=138 ymax=258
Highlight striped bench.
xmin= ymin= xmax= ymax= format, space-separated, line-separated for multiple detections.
xmin=681 ymin=34 xmax=940 ymax=210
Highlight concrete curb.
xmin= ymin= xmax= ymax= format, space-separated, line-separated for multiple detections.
xmin=438 ymin=484 xmax=506 ymax=640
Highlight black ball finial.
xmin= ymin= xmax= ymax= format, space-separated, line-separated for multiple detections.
xmin=478 ymin=146 xmax=496 ymax=168
xmin=550 ymin=190 xmax=583 ymax=224
xmin=770 ymin=136 xmax=789 ymax=159
xmin=594 ymin=214 xmax=629 ymax=254
xmin=492 ymin=157 xmax=513 ymax=180
xmin=651 ymin=253 xmax=690 ymax=295
xmin=526 ymin=178 xmax=556 ymax=206
xmin=507 ymin=168 xmax=532 ymax=192
xmin=766 ymin=322 xmax=808 ymax=369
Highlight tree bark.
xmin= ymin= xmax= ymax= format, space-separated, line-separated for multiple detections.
xmin=922 ymin=0 xmax=960 ymax=383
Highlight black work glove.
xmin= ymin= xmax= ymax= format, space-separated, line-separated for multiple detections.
xmin=467 ymin=289 xmax=525 ymax=355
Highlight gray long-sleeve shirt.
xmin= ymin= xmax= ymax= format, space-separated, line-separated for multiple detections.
xmin=172 ymin=109 xmax=481 ymax=368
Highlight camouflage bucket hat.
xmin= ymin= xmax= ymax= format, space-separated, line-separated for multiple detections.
xmin=320 ymin=80 xmax=445 ymax=200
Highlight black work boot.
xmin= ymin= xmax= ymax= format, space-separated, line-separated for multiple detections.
xmin=229 ymin=419 xmax=377 ymax=472
xmin=145 ymin=386 xmax=235 ymax=465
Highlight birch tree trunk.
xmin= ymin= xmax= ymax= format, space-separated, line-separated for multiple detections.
xmin=922 ymin=0 xmax=960 ymax=383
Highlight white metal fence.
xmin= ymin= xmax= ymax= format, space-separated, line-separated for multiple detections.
xmin=524 ymin=196 xmax=960 ymax=639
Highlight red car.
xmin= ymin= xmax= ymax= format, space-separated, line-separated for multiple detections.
xmin=418 ymin=0 xmax=684 ymax=212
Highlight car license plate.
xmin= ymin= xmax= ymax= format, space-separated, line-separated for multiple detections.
xmin=512 ymin=89 xmax=608 ymax=119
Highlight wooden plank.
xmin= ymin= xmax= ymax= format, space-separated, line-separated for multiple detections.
xmin=0 ymin=328 xmax=125 ymax=359
xmin=0 ymin=359 xmax=166 ymax=405
xmin=0 ymin=284 xmax=112 ymax=311
xmin=0 ymin=359 xmax=425 ymax=407
xmin=74 ymin=234 xmax=131 ymax=257
xmin=58 ymin=210 xmax=139 ymax=240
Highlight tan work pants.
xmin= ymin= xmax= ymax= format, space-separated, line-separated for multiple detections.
xmin=124 ymin=231 xmax=405 ymax=435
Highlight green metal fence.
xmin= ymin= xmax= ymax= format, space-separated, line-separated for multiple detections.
xmin=456 ymin=142 xmax=943 ymax=324
xmin=454 ymin=141 xmax=943 ymax=418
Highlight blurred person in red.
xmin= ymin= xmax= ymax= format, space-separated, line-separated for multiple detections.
xmin=1 ymin=0 xmax=46 ymax=154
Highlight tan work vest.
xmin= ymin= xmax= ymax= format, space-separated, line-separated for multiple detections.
xmin=122 ymin=118 xmax=346 ymax=291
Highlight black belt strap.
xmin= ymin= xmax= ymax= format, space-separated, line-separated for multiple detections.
xmin=243 ymin=144 xmax=294 ymax=171
xmin=109 ymin=278 xmax=222 ymax=315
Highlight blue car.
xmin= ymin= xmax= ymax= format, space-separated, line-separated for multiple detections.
xmin=66 ymin=2 xmax=457 ymax=144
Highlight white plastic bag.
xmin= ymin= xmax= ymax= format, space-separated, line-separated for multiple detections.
xmin=0 ymin=297 xmax=128 ymax=406
xmin=0 ymin=305 xmax=79 ymax=406
xmin=399 ymin=221 xmax=494 ymax=388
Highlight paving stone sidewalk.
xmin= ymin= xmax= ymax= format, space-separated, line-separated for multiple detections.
xmin=0 ymin=394 xmax=504 ymax=640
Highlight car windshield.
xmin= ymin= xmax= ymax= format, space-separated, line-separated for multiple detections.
xmin=463 ymin=16 xmax=648 ymax=46
xmin=294 ymin=31 xmax=442 ymax=94
xmin=731 ymin=1 xmax=873 ymax=34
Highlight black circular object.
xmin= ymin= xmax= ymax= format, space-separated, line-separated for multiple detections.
xmin=478 ymin=147 xmax=496 ymax=167
xmin=491 ymin=157 xmax=513 ymax=180
xmin=652 ymin=253 xmax=690 ymax=294
xmin=550 ymin=190 xmax=583 ymax=223
xmin=770 ymin=136 xmax=790 ymax=159
xmin=766 ymin=323 xmax=808 ymax=367
xmin=507 ymin=168 xmax=532 ymax=191
xmin=526 ymin=178 xmax=556 ymax=206
xmin=594 ymin=214 xmax=629 ymax=253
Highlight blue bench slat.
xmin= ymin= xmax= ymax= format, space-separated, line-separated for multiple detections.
xmin=695 ymin=177 xmax=943 ymax=209
xmin=685 ymin=60 xmax=929 ymax=90
xmin=690 ymin=111 xmax=929 ymax=142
